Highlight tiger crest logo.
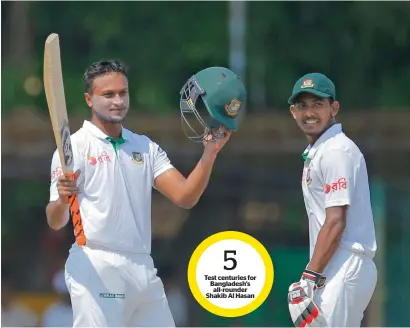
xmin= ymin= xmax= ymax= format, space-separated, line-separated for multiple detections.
xmin=132 ymin=152 xmax=143 ymax=165
xmin=225 ymin=99 xmax=241 ymax=116
xmin=301 ymin=79 xmax=314 ymax=89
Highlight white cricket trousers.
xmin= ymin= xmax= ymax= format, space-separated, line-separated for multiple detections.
xmin=314 ymin=247 xmax=378 ymax=327
xmin=64 ymin=243 xmax=175 ymax=327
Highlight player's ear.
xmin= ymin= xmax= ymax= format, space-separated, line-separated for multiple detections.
xmin=289 ymin=105 xmax=297 ymax=120
xmin=84 ymin=93 xmax=92 ymax=108
xmin=330 ymin=100 xmax=340 ymax=117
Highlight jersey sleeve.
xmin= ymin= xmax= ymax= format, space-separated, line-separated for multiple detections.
xmin=49 ymin=149 xmax=64 ymax=202
xmin=320 ymin=149 xmax=354 ymax=208
xmin=152 ymin=143 xmax=174 ymax=181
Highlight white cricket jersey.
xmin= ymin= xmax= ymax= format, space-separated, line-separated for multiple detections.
xmin=301 ymin=123 xmax=377 ymax=259
xmin=49 ymin=120 xmax=174 ymax=254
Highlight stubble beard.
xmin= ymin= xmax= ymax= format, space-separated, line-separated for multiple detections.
xmin=93 ymin=108 xmax=125 ymax=124
xmin=303 ymin=116 xmax=336 ymax=138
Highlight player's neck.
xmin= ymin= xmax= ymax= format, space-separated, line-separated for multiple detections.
xmin=91 ymin=117 xmax=122 ymax=140
xmin=306 ymin=135 xmax=317 ymax=145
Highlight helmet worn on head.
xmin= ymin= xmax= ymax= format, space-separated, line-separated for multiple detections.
xmin=180 ymin=67 xmax=247 ymax=142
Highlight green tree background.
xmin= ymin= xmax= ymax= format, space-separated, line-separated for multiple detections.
xmin=2 ymin=2 xmax=410 ymax=116
xmin=1 ymin=3 xmax=409 ymax=326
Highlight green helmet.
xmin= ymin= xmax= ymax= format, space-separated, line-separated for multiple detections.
xmin=180 ymin=67 xmax=247 ymax=142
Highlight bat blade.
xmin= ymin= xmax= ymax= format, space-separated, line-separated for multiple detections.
xmin=44 ymin=33 xmax=74 ymax=174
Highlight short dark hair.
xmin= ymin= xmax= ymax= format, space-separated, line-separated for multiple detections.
xmin=83 ymin=60 xmax=128 ymax=93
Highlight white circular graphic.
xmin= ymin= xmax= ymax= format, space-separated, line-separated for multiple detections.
xmin=188 ymin=231 xmax=274 ymax=317
xmin=195 ymin=239 xmax=266 ymax=309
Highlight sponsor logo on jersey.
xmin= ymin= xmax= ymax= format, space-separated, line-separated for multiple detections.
xmin=99 ymin=293 xmax=125 ymax=299
xmin=324 ymin=177 xmax=347 ymax=194
xmin=51 ymin=166 xmax=63 ymax=180
xmin=88 ymin=152 xmax=111 ymax=165
xmin=88 ymin=156 xmax=97 ymax=165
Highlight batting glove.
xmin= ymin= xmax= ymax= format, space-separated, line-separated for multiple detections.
xmin=288 ymin=269 xmax=327 ymax=328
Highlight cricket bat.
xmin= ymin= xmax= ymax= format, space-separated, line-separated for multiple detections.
xmin=44 ymin=33 xmax=74 ymax=175
xmin=44 ymin=33 xmax=85 ymax=245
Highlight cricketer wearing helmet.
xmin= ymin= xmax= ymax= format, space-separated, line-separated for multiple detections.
xmin=286 ymin=73 xmax=377 ymax=327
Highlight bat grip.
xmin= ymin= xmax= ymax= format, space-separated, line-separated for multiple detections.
xmin=65 ymin=171 xmax=76 ymax=181
xmin=65 ymin=172 xmax=85 ymax=246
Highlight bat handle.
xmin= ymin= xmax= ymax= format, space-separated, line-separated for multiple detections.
xmin=65 ymin=170 xmax=76 ymax=181
xmin=65 ymin=170 xmax=86 ymax=246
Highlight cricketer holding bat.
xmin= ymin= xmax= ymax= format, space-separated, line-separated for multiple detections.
xmin=45 ymin=60 xmax=246 ymax=327
xmin=286 ymin=73 xmax=378 ymax=327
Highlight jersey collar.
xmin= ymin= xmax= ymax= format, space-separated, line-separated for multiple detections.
xmin=83 ymin=120 xmax=131 ymax=142
xmin=302 ymin=123 xmax=343 ymax=161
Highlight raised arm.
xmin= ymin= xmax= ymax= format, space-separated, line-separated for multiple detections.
xmin=154 ymin=131 xmax=231 ymax=209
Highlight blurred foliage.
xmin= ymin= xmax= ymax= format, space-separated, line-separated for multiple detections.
xmin=1 ymin=179 xmax=50 ymax=247
xmin=2 ymin=1 xmax=410 ymax=113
